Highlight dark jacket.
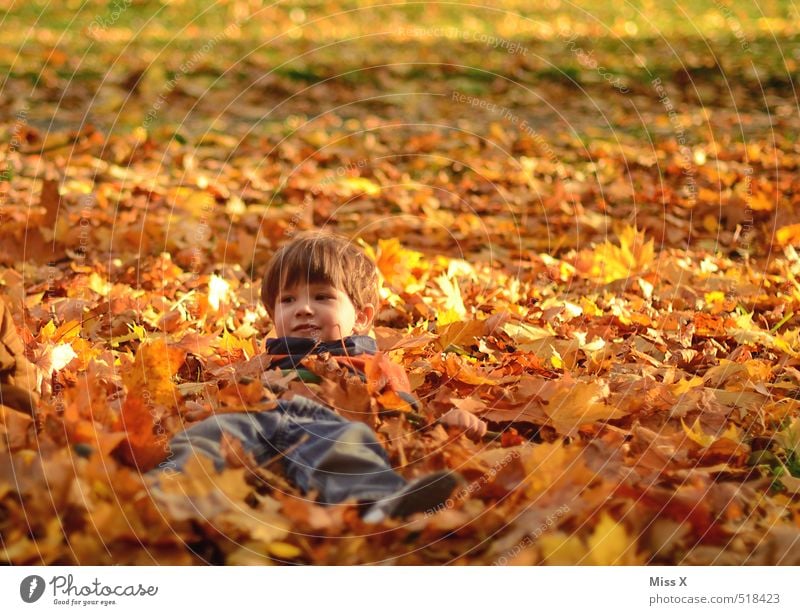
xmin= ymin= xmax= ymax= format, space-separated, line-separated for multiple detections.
xmin=0 ymin=298 xmax=39 ymax=415
xmin=264 ymin=335 xmax=419 ymax=410
xmin=265 ymin=335 xmax=380 ymax=370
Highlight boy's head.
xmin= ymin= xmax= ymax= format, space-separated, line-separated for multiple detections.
xmin=261 ymin=231 xmax=378 ymax=341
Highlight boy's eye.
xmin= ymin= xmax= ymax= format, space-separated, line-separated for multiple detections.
xmin=280 ymin=296 xmax=294 ymax=304
xmin=316 ymin=294 xmax=334 ymax=300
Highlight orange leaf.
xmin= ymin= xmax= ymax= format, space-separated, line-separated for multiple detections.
xmin=501 ymin=428 xmax=524 ymax=448
xmin=363 ymin=352 xmax=412 ymax=396
xmin=776 ymin=223 xmax=800 ymax=247
xmin=437 ymin=318 xmax=487 ymax=350
xmin=544 ymin=379 xmax=627 ymax=437
xmin=117 ymin=395 xmax=171 ymax=470
xmin=442 ymin=354 xmax=496 ymax=385
xmin=122 ymin=338 xmax=187 ymax=408
xmin=376 ymin=389 xmax=413 ymax=412
xmin=118 ymin=339 xmax=186 ymax=470
xmin=218 ymin=379 xmax=267 ymax=407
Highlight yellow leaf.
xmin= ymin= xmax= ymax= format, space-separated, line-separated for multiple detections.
xmin=681 ymin=418 xmax=740 ymax=448
xmin=702 ymin=213 xmax=718 ymax=233
xmin=502 ymin=321 xmax=554 ymax=342
xmin=227 ymin=546 xmax=275 ymax=566
xmin=580 ymin=296 xmax=603 ymax=317
xmin=586 ymin=226 xmax=654 ymax=283
xmin=339 ymin=176 xmax=380 ymax=196
xmin=37 ymin=319 xmax=57 ymax=343
xmin=267 ymin=542 xmax=303 ymax=559
xmin=539 ymin=532 xmax=586 ymax=565
xmin=170 ymin=188 xmax=215 ymax=218
xmin=219 ymin=330 xmax=256 ymax=359
xmin=731 ymin=313 xmax=799 ymax=356
xmin=110 ymin=323 xmax=148 ymax=347
xmin=544 ymin=380 xmax=625 ymax=437
xmin=681 ymin=418 xmax=715 ymax=447
xmin=704 ymin=291 xmax=726 ymax=305
xmin=776 ymin=223 xmax=800 ymax=246
xmin=154 ymin=457 xmax=260 ymax=521
xmin=587 ymin=513 xmax=642 ymax=565
xmin=703 ymin=360 xmax=748 ymax=388
xmin=88 ymin=272 xmax=111 ymax=296
xmin=435 ymin=274 xmax=467 ymax=321
xmin=436 ymin=308 xmax=464 ymax=327
xmin=437 ymin=318 xmax=487 ymax=350
xmin=743 ymin=359 xmax=773 ymax=382
xmin=130 ymin=323 xmax=148 ymax=341
xmin=69 ymin=337 xmax=99 ymax=371
xmin=671 ymin=376 xmax=704 ymax=395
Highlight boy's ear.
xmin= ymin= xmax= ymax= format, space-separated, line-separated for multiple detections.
xmin=354 ymin=303 xmax=375 ymax=333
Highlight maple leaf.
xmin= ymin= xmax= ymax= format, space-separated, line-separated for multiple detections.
xmin=318 ymin=376 xmax=378 ymax=427
xmin=523 ymin=441 xmax=598 ymax=498
xmin=543 ymin=379 xmax=627 ymax=437
xmin=538 ymin=513 xmax=643 ymax=565
xmin=362 ymin=238 xmax=425 ymax=292
xmin=681 ymin=418 xmax=741 ymax=449
xmin=577 ymin=226 xmax=654 ymax=283
xmin=585 ymin=513 xmax=643 ymax=565
xmin=118 ymin=339 xmax=187 ymax=470
xmin=362 ymin=351 xmax=413 ymax=403
xmin=217 ymin=378 xmax=269 ymax=408
xmin=437 ymin=311 xmax=510 ymax=350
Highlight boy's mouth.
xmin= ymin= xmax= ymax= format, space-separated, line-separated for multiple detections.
xmin=293 ymin=324 xmax=319 ymax=334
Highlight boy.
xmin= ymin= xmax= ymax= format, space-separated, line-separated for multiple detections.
xmin=162 ymin=231 xmax=486 ymax=522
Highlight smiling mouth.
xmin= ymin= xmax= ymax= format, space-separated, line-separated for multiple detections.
xmin=293 ymin=325 xmax=319 ymax=333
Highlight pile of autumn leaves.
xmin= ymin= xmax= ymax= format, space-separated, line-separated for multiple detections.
xmin=2 ymin=221 xmax=800 ymax=565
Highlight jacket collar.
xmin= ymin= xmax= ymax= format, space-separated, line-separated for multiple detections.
xmin=265 ymin=335 xmax=377 ymax=359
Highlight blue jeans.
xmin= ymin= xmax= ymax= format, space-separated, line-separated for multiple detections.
xmin=162 ymin=397 xmax=407 ymax=503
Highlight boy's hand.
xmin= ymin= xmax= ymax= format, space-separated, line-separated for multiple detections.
xmin=440 ymin=408 xmax=488 ymax=440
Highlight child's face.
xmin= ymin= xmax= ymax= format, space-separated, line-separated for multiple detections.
xmin=272 ymin=281 xmax=374 ymax=341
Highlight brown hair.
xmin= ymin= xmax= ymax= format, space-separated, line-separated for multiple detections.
xmin=260 ymin=231 xmax=379 ymax=318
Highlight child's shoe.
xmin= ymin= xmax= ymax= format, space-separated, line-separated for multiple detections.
xmin=361 ymin=470 xmax=461 ymax=523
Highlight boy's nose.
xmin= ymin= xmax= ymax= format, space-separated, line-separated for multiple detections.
xmin=296 ymin=302 xmax=313 ymax=315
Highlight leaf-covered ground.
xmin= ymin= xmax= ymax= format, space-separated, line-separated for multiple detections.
xmin=2 ymin=1 xmax=800 ymax=564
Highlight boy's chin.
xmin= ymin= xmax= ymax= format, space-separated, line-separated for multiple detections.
xmin=286 ymin=330 xmax=332 ymax=341
xmin=277 ymin=326 xmax=352 ymax=341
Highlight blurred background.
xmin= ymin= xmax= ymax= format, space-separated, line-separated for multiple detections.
xmin=1 ymin=0 xmax=797 ymax=265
